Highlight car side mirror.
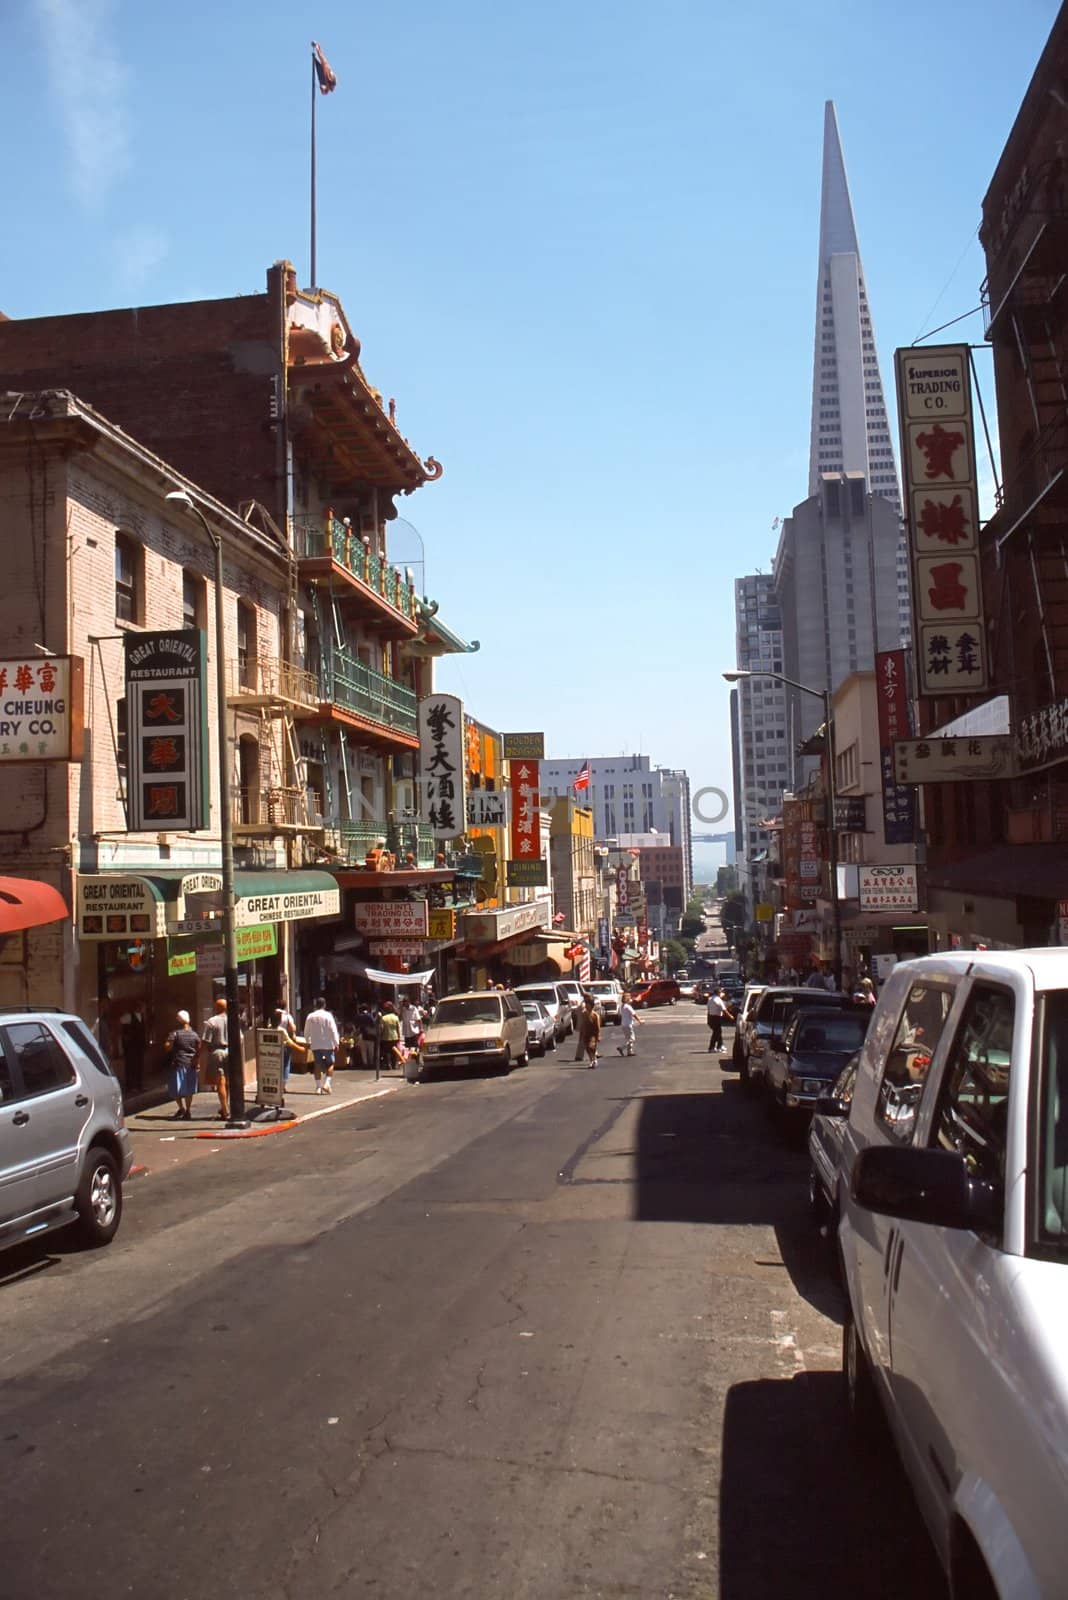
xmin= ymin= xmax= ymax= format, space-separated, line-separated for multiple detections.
xmin=851 ymin=1145 xmax=1001 ymax=1233
xmin=814 ymin=1093 xmax=848 ymax=1118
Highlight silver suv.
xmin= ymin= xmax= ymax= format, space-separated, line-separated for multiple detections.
xmin=0 ymin=1009 xmax=132 ymax=1255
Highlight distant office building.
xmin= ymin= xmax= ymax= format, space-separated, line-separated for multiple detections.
xmin=807 ymin=101 xmax=911 ymax=647
xmin=541 ymin=755 xmax=692 ymax=902
xmin=732 ymin=574 xmax=790 ymax=906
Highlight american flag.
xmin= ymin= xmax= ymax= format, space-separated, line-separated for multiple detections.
xmin=573 ymin=760 xmax=591 ymax=792
xmin=312 ymin=40 xmax=338 ymax=93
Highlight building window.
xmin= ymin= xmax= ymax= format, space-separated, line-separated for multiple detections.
xmin=182 ymin=570 xmax=207 ymax=633
xmin=237 ymin=600 xmax=258 ymax=690
xmin=115 ymin=532 xmax=143 ymax=624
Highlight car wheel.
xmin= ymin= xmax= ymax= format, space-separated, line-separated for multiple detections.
xmin=75 ymin=1147 xmax=122 ymax=1248
xmin=808 ymin=1165 xmax=829 ymax=1226
xmin=843 ymin=1312 xmax=881 ymax=1445
xmin=498 ymin=1048 xmax=512 ymax=1076
xmin=518 ymin=1046 xmax=529 ymax=1067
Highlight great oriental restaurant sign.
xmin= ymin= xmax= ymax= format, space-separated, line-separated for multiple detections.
xmin=894 ymin=346 xmax=988 ymax=697
xmin=124 ymin=631 xmax=209 ymax=830
xmin=419 ymin=693 xmax=466 ymax=839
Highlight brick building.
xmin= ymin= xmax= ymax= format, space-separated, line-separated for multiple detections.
xmin=921 ymin=11 xmax=1068 ymax=948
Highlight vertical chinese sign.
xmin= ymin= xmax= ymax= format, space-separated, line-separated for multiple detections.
xmin=875 ymin=649 xmax=916 ymax=845
xmin=419 ymin=693 xmax=466 ymax=839
xmin=894 ymin=345 xmax=988 ymax=696
xmin=124 ymin=631 xmax=208 ymax=830
xmin=506 ymin=757 xmax=547 ymax=887
xmin=782 ymin=799 xmax=802 ymax=908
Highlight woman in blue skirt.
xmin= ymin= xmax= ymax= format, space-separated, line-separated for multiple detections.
xmin=165 ymin=1009 xmax=201 ymax=1120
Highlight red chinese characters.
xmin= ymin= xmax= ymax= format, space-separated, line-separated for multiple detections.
xmin=915 ymin=422 xmax=966 ymax=481
xmin=509 ymin=760 xmax=540 ymax=860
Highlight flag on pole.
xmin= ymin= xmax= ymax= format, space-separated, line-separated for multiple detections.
xmin=312 ymin=40 xmax=337 ymax=93
xmin=573 ymin=760 xmax=591 ymax=793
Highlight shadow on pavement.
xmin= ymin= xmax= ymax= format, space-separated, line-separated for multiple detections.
xmin=633 ymin=1084 xmax=847 ymax=1322
xmin=720 ymin=1372 xmax=947 ymax=1599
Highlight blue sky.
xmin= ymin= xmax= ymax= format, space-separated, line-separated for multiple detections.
xmin=4 ymin=0 xmax=1060 ymax=877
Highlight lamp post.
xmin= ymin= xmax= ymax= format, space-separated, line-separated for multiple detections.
xmin=166 ymin=490 xmax=247 ymax=1123
xmin=723 ymin=668 xmax=843 ymax=989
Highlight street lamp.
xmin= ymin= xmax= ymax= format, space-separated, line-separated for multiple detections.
xmin=723 ymin=668 xmax=843 ymax=988
xmin=165 ymin=490 xmax=247 ymax=1123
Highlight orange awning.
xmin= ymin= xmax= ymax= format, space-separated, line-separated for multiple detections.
xmin=0 ymin=878 xmax=69 ymax=933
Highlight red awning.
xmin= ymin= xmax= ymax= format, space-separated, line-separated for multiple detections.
xmin=0 ymin=878 xmax=69 ymax=934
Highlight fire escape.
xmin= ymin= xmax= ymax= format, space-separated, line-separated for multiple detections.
xmin=982 ymin=155 xmax=1068 ymax=841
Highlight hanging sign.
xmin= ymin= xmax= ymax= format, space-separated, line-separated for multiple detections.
xmin=894 ymin=734 xmax=1016 ymax=783
xmin=501 ymin=732 xmax=545 ymax=760
xmin=124 ymin=630 xmax=209 ymax=830
xmin=507 ymin=757 xmax=544 ymax=885
xmin=894 ymin=347 xmax=988 ymax=696
xmin=858 ymin=864 xmax=919 ymax=912
xmin=466 ymin=790 xmax=506 ymax=828
xmin=876 ymin=650 xmax=917 ymax=845
xmin=354 ymin=901 xmax=429 ymax=937
xmin=419 ymin=693 xmax=466 ymax=839
xmin=0 ymin=656 xmax=84 ymax=762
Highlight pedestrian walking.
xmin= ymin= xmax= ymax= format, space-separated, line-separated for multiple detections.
xmin=706 ymin=990 xmax=731 ymax=1052
xmin=273 ymin=1006 xmax=299 ymax=1085
xmin=304 ymin=997 xmax=340 ymax=1093
xmin=378 ymin=1000 xmax=403 ymax=1073
xmin=200 ymin=997 xmax=231 ymax=1120
xmin=355 ymin=1000 xmax=379 ymax=1070
xmin=577 ymin=995 xmax=601 ymax=1069
xmin=164 ymin=1009 xmax=201 ymax=1120
xmin=400 ymin=994 xmax=422 ymax=1054
xmin=616 ymin=994 xmax=641 ymax=1056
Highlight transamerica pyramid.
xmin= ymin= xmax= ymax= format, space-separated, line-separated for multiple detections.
xmin=807 ymin=102 xmax=910 ymax=643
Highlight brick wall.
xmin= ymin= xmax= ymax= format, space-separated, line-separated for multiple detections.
xmin=0 ymin=288 xmax=283 ymax=518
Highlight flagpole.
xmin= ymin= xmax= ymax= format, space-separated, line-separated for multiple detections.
xmin=310 ymin=47 xmax=317 ymax=289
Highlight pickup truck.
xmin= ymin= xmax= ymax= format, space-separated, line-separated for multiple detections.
xmin=836 ymin=949 xmax=1068 ymax=1600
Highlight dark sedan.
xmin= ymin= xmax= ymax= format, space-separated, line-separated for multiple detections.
xmin=762 ymin=1006 xmax=872 ymax=1129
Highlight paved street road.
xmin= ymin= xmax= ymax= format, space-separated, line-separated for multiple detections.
xmin=0 ymin=1008 xmax=947 ymax=1599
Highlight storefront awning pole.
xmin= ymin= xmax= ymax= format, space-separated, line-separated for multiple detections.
xmin=167 ymin=490 xmax=248 ymax=1125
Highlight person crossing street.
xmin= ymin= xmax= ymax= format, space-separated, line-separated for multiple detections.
xmin=706 ymin=989 xmax=732 ymax=1053
xmin=577 ymin=994 xmax=602 ymax=1068
xmin=616 ymin=993 xmax=641 ymax=1056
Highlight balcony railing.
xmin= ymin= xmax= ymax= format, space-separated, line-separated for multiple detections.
xmin=227 ymin=658 xmax=318 ymax=706
xmin=294 ymin=515 xmax=418 ymax=623
xmin=316 ymin=658 xmax=418 ymax=736
xmin=324 ymin=819 xmax=438 ymax=867
xmin=232 ymin=788 xmax=318 ymax=830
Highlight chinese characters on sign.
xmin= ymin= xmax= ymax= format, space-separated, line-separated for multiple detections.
xmin=418 ymin=693 xmax=466 ymax=839
xmin=893 ymin=735 xmax=1016 ymax=784
xmin=507 ymin=755 xmax=547 ymax=887
xmin=124 ymin=631 xmax=208 ymax=831
xmin=353 ymin=901 xmax=430 ymax=938
xmin=894 ymin=346 xmax=988 ymax=695
xmin=858 ymin=864 xmax=919 ymax=913
xmin=1016 ymin=697 xmax=1068 ymax=776
xmin=0 ymin=657 xmax=84 ymax=763
xmin=875 ymin=650 xmax=917 ymax=845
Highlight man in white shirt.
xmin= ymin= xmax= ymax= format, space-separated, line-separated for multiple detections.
xmin=706 ymin=991 xmax=732 ymax=1053
xmin=304 ymin=997 xmax=340 ymax=1094
xmin=616 ymin=995 xmax=641 ymax=1057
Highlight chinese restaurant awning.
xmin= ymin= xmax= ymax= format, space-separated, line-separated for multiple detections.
xmin=232 ymin=870 xmax=340 ymax=927
xmin=0 ymin=877 xmax=69 ymax=934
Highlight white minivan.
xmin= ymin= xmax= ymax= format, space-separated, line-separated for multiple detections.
xmin=835 ymin=950 xmax=1068 ymax=1600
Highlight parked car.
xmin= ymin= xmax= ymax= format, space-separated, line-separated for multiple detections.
xmin=677 ymin=980 xmax=697 ymax=1000
xmin=0 ymin=1009 xmax=133 ymax=1256
xmin=763 ymin=1005 xmax=872 ymax=1127
xmin=836 ymin=950 xmax=1068 ymax=1600
xmin=807 ymin=1051 xmax=860 ymax=1235
xmin=514 ymin=983 xmax=573 ymax=1040
xmin=630 ymin=978 xmax=681 ymax=1008
xmin=584 ymin=981 xmax=623 ymax=1025
xmin=520 ymin=999 xmax=556 ymax=1056
xmin=741 ymin=985 xmax=856 ymax=1093
xmin=728 ymin=985 xmax=766 ymax=1069
xmin=420 ymin=990 xmax=528 ymax=1075
xmin=556 ymin=979 xmax=588 ymax=1021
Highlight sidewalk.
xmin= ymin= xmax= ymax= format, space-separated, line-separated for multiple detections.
xmin=125 ymin=1065 xmax=406 ymax=1151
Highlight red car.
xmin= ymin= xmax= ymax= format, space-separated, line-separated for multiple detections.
xmin=629 ymin=979 xmax=681 ymax=1008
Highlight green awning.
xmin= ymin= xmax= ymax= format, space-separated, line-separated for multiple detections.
xmin=232 ymin=870 xmax=340 ymax=928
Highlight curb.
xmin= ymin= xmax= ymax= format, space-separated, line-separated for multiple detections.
xmin=192 ymin=1080 xmax=401 ymax=1139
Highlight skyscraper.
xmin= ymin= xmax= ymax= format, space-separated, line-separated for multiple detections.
xmin=807 ymin=101 xmax=911 ymax=646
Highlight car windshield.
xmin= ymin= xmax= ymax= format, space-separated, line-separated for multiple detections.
xmin=433 ymin=998 xmax=502 ymax=1026
xmin=794 ymin=1013 xmax=870 ymax=1052
xmin=587 ymin=985 xmax=614 ymax=996
xmin=521 ymin=1002 xmax=543 ymax=1018
xmin=520 ymin=988 xmax=559 ymax=1006
xmin=1036 ymin=990 xmax=1068 ymax=1255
